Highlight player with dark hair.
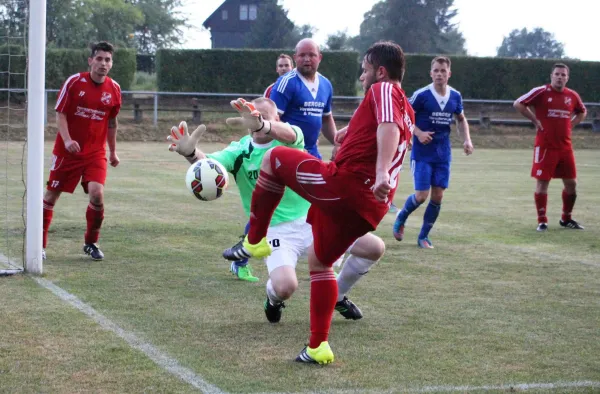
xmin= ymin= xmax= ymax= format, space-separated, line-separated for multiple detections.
xmin=168 ymin=98 xmax=378 ymax=324
xmin=223 ymin=41 xmax=414 ymax=364
xmin=392 ymin=56 xmax=473 ymax=249
xmin=43 ymin=41 xmax=122 ymax=261
xmin=514 ymin=63 xmax=587 ymax=231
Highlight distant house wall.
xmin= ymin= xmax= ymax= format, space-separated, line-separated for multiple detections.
xmin=203 ymin=0 xmax=266 ymax=48
xmin=211 ymin=32 xmax=247 ymax=49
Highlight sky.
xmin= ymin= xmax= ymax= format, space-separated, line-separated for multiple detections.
xmin=180 ymin=0 xmax=600 ymax=62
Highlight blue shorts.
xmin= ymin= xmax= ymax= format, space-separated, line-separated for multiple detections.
xmin=411 ymin=160 xmax=451 ymax=191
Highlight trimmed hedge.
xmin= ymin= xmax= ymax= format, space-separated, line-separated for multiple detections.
xmin=0 ymin=46 xmax=136 ymax=90
xmin=156 ymin=48 xmax=600 ymax=101
xmin=46 ymin=48 xmax=136 ymax=90
xmin=156 ymin=49 xmax=360 ymax=96
xmin=403 ymin=55 xmax=600 ymax=101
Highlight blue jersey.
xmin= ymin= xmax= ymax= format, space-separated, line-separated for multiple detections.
xmin=409 ymin=84 xmax=464 ymax=163
xmin=270 ymin=69 xmax=333 ymax=158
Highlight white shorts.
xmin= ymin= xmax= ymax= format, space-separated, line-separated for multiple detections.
xmin=265 ymin=217 xmax=312 ymax=274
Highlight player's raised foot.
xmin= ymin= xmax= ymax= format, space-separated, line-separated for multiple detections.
xmin=83 ymin=243 xmax=104 ymax=261
xmin=222 ymin=236 xmax=271 ymax=261
xmin=295 ymin=341 xmax=334 ymax=365
xmin=536 ymin=222 xmax=548 ymax=232
xmin=392 ymin=213 xmax=406 ymax=241
xmin=41 ymin=249 xmax=46 ymax=260
xmin=335 ymin=296 xmax=363 ymax=320
xmin=264 ymin=298 xmax=285 ymax=323
xmin=559 ymin=219 xmax=584 ymax=230
xmin=230 ymin=262 xmax=259 ymax=282
xmin=417 ymin=238 xmax=434 ymax=249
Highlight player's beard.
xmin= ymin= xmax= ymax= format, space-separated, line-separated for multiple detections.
xmin=298 ymin=65 xmax=317 ymax=79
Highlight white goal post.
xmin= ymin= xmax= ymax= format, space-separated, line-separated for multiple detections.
xmin=25 ymin=0 xmax=46 ymax=274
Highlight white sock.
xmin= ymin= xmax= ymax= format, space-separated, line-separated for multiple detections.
xmin=336 ymin=255 xmax=377 ymax=302
xmin=266 ymin=278 xmax=284 ymax=304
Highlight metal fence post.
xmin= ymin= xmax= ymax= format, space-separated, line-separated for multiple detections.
xmin=153 ymin=93 xmax=158 ymax=127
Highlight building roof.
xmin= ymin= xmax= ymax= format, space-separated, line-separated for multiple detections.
xmin=202 ymin=1 xmax=227 ymax=29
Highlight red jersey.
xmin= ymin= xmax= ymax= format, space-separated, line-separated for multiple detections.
xmin=517 ymin=84 xmax=585 ymax=149
xmin=264 ymin=83 xmax=275 ymax=98
xmin=54 ymin=72 xmax=122 ymax=158
xmin=335 ymin=81 xmax=413 ymax=186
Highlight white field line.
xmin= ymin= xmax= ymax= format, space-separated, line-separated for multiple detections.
xmin=29 ymin=274 xmax=226 ymax=394
xmin=258 ymin=380 xmax=600 ymax=393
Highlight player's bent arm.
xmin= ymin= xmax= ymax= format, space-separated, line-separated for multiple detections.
xmin=56 ymin=112 xmax=73 ymax=143
xmin=571 ymin=110 xmax=587 ymax=127
xmin=376 ymin=123 xmax=401 ymax=174
xmin=267 ymin=120 xmax=297 ymax=144
xmin=107 ymin=117 xmax=118 ymax=153
xmin=320 ymin=114 xmax=337 ymax=145
xmin=513 ymin=101 xmax=537 ymax=123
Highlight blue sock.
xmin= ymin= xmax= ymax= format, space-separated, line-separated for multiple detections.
xmin=234 ymin=221 xmax=251 ymax=268
xmin=419 ymin=201 xmax=441 ymax=240
xmin=397 ymin=194 xmax=422 ymax=224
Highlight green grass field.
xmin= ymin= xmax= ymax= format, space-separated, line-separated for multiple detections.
xmin=1 ymin=142 xmax=599 ymax=393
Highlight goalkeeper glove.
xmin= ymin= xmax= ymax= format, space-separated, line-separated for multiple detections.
xmin=226 ymin=98 xmax=271 ymax=136
xmin=167 ymin=121 xmax=205 ymax=158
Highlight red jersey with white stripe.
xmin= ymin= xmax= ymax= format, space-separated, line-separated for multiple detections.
xmin=54 ymin=72 xmax=122 ymax=158
xmin=334 ymin=81 xmax=414 ymax=193
xmin=264 ymin=83 xmax=274 ymax=98
xmin=517 ymin=84 xmax=585 ymax=149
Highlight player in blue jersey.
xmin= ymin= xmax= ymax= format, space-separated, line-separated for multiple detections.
xmin=270 ymin=38 xmax=336 ymax=159
xmin=393 ymin=56 xmax=473 ymax=248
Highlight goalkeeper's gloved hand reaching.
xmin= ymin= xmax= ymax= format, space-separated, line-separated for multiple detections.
xmin=167 ymin=121 xmax=205 ymax=158
xmin=226 ymin=98 xmax=271 ymax=137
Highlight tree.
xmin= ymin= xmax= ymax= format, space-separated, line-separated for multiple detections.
xmin=353 ymin=0 xmax=466 ymax=54
xmin=497 ymin=28 xmax=565 ymax=59
xmin=325 ymin=30 xmax=353 ymax=50
xmin=245 ymin=0 xmax=315 ymax=49
xmin=126 ymin=0 xmax=188 ymax=54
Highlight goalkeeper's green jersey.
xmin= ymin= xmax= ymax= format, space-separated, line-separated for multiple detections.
xmin=207 ymin=125 xmax=310 ymax=226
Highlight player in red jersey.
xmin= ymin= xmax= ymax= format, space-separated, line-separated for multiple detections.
xmin=514 ymin=63 xmax=587 ymax=232
xmin=43 ymin=41 xmax=122 ymax=260
xmin=223 ymin=41 xmax=414 ymax=364
xmin=263 ymin=54 xmax=294 ymax=98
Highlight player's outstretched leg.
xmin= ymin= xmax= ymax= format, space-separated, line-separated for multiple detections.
xmin=418 ymin=200 xmax=441 ymax=249
xmin=295 ymin=341 xmax=334 ymax=365
xmin=393 ymin=194 xmax=423 ymax=241
xmin=222 ymin=235 xmax=271 ymax=260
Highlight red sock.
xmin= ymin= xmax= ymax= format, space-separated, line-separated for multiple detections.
xmin=308 ymin=270 xmax=338 ymax=349
xmin=247 ymin=171 xmax=284 ymax=244
xmin=42 ymin=200 xmax=54 ymax=249
xmin=85 ymin=202 xmax=104 ymax=244
xmin=561 ymin=190 xmax=577 ymax=222
xmin=534 ymin=193 xmax=548 ymax=224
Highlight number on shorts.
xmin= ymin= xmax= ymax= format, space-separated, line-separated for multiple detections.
xmin=51 ymin=180 xmax=60 ymax=188
xmin=269 ymin=239 xmax=280 ymax=248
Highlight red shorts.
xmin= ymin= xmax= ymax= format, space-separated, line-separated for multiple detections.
xmin=47 ymin=154 xmax=107 ymax=194
xmin=269 ymin=146 xmax=384 ymax=266
xmin=531 ymin=147 xmax=576 ymax=181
